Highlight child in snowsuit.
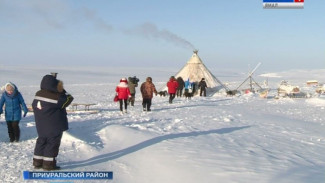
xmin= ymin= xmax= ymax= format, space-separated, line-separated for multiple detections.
xmin=0 ymin=82 xmax=28 ymax=142
xmin=116 ymin=78 xmax=131 ymax=113
xmin=184 ymin=79 xmax=192 ymax=95
xmin=32 ymin=75 xmax=74 ymax=170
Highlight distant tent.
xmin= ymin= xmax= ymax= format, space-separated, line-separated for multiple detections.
xmin=159 ymin=50 xmax=226 ymax=94
xmin=174 ymin=50 xmax=224 ymax=88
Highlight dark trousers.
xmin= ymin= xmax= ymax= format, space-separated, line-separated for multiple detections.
xmin=169 ymin=93 xmax=176 ymax=103
xmin=128 ymin=94 xmax=135 ymax=106
xmin=200 ymin=88 xmax=206 ymax=97
xmin=119 ymin=99 xmax=128 ymax=111
xmin=7 ymin=121 xmax=20 ymax=142
xmin=176 ymin=89 xmax=183 ymax=97
xmin=142 ymin=98 xmax=152 ymax=111
xmin=34 ymin=132 xmax=63 ymax=158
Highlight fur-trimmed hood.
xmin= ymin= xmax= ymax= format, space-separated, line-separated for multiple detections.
xmin=118 ymin=82 xmax=129 ymax=88
xmin=4 ymin=82 xmax=18 ymax=97
xmin=118 ymin=78 xmax=128 ymax=88
xmin=40 ymin=75 xmax=59 ymax=92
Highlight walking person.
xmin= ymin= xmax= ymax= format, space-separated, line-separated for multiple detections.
xmin=167 ymin=76 xmax=178 ymax=104
xmin=140 ymin=77 xmax=157 ymax=111
xmin=0 ymin=82 xmax=28 ymax=142
xmin=176 ymin=77 xmax=185 ymax=97
xmin=198 ymin=78 xmax=207 ymax=97
xmin=128 ymin=76 xmax=139 ymax=107
xmin=184 ymin=78 xmax=192 ymax=95
xmin=116 ymin=78 xmax=131 ymax=114
xmin=32 ymin=74 xmax=74 ymax=170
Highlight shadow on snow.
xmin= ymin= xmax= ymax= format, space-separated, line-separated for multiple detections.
xmin=61 ymin=125 xmax=251 ymax=169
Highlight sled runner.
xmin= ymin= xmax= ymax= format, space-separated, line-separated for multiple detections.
xmin=70 ymin=103 xmax=96 ymax=111
xmin=27 ymin=103 xmax=99 ymax=114
xmin=68 ymin=103 xmax=99 ymax=114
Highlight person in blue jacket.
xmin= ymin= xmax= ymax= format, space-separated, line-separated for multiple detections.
xmin=0 ymin=82 xmax=28 ymax=142
xmin=32 ymin=75 xmax=74 ymax=170
xmin=184 ymin=78 xmax=192 ymax=93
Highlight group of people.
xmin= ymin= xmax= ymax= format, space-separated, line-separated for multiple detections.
xmin=115 ymin=76 xmax=157 ymax=113
xmin=167 ymin=76 xmax=208 ymax=102
xmin=0 ymin=74 xmax=208 ymax=171
xmin=115 ymin=76 xmax=209 ymax=112
xmin=1 ymin=74 xmax=74 ymax=171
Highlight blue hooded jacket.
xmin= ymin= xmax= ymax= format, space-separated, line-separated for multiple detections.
xmin=184 ymin=79 xmax=192 ymax=90
xmin=0 ymin=82 xmax=28 ymax=122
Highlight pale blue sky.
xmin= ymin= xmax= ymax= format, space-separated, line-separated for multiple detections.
xmin=0 ymin=0 xmax=324 ymax=72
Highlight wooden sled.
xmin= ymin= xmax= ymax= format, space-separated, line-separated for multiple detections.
xmin=27 ymin=103 xmax=99 ymax=114
xmin=68 ymin=103 xmax=99 ymax=114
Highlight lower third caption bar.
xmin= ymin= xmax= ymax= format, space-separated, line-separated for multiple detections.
xmin=23 ymin=171 xmax=113 ymax=180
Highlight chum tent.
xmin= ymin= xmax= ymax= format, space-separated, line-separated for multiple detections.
xmin=174 ymin=50 xmax=224 ymax=88
xmin=160 ymin=50 xmax=226 ymax=93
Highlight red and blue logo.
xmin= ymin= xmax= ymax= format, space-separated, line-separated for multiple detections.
xmin=263 ymin=0 xmax=304 ymax=9
xmin=263 ymin=0 xmax=304 ymax=2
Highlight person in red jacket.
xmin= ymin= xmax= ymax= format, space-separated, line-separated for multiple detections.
xmin=116 ymin=78 xmax=131 ymax=113
xmin=167 ymin=76 xmax=179 ymax=104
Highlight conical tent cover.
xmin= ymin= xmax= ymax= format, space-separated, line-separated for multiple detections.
xmin=174 ymin=50 xmax=219 ymax=88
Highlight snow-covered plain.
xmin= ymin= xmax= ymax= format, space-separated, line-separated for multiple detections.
xmin=0 ymin=66 xmax=324 ymax=183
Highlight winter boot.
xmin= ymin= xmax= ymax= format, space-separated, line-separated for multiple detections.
xmin=13 ymin=122 xmax=20 ymax=142
xmin=9 ymin=133 xmax=15 ymax=142
xmin=7 ymin=123 xmax=15 ymax=142
xmin=42 ymin=158 xmax=60 ymax=171
xmin=14 ymin=134 xmax=20 ymax=142
xmin=14 ymin=131 xmax=20 ymax=142
xmin=143 ymin=104 xmax=146 ymax=111
xmin=33 ymin=158 xmax=43 ymax=169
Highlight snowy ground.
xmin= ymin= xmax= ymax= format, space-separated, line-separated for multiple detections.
xmin=0 ymin=67 xmax=324 ymax=183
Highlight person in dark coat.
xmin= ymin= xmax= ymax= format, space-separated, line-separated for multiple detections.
xmin=140 ymin=77 xmax=157 ymax=111
xmin=32 ymin=75 xmax=74 ymax=170
xmin=176 ymin=77 xmax=185 ymax=97
xmin=0 ymin=82 xmax=28 ymax=142
xmin=167 ymin=76 xmax=178 ymax=104
xmin=198 ymin=78 xmax=207 ymax=97
xmin=128 ymin=76 xmax=139 ymax=107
